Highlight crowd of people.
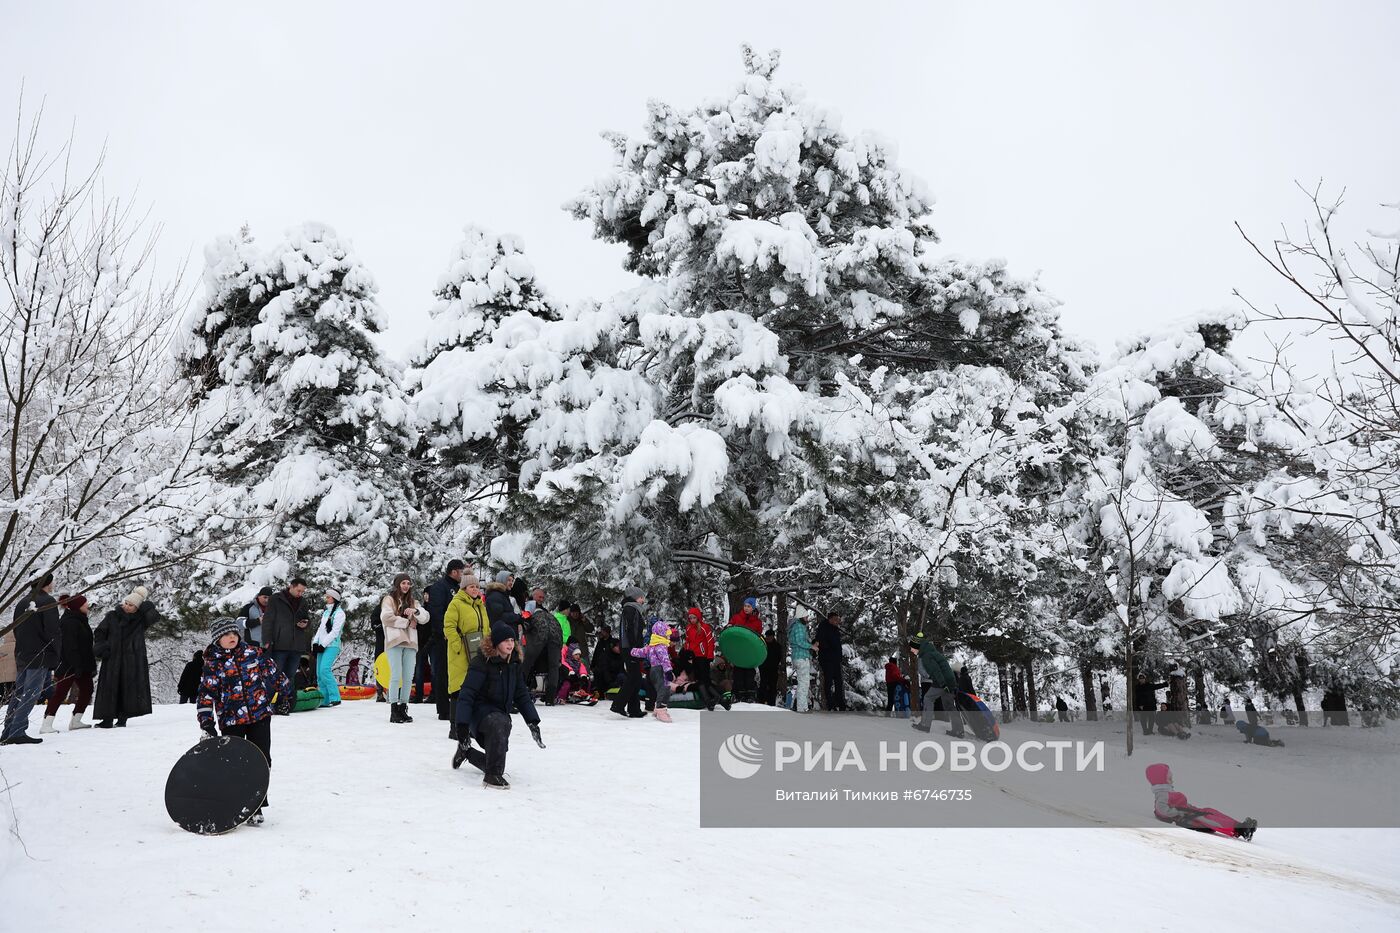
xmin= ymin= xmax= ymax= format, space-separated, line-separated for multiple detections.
xmin=3 ymin=574 xmax=158 ymax=744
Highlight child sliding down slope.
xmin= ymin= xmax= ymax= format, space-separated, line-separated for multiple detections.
xmin=1146 ymin=764 xmax=1257 ymax=841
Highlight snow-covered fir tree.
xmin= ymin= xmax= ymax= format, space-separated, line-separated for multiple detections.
xmin=409 ymin=226 xmax=559 ymax=540
xmin=177 ymin=222 xmax=419 ymax=604
xmin=414 ymin=48 xmax=1092 ymax=691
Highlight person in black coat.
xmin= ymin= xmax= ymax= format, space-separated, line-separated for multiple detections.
xmin=609 ymin=588 xmax=649 ymax=719
xmin=450 ymin=618 xmax=543 ymax=789
xmin=813 ymin=611 xmax=847 ymax=711
xmin=2 ymin=574 xmax=61 ymax=745
xmin=178 ymin=650 xmax=204 ymax=703
xmin=422 ymin=560 xmax=466 ymax=719
xmin=483 ymin=572 xmax=516 ymax=625
xmin=590 ymin=625 xmax=619 ymax=695
xmin=41 ymin=594 xmax=97 ymax=731
xmin=92 ymin=586 xmax=157 ymax=728
xmin=758 ymin=629 xmax=781 ymax=706
xmin=1133 ymin=673 xmax=1167 ymax=735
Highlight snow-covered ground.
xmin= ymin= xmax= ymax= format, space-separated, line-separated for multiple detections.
xmin=2 ymin=701 xmax=1398 ymax=931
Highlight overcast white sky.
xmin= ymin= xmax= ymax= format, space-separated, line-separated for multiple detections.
xmin=5 ymin=1 xmax=1396 ymax=366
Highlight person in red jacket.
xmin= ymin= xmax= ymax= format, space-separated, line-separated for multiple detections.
xmin=683 ymin=608 xmax=727 ymax=711
xmin=883 ymin=656 xmax=908 ymax=713
xmin=727 ymin=597 xmax=762 ymax=702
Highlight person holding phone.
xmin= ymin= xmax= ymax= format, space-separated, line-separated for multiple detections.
xmin=381 ymin=573 xmax=427 ymax=724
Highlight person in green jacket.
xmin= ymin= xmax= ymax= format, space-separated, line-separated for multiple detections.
xmin=444 ymin=575 xmax=490 ymax=740
xmin=908 ymin=634 xmax=964 ymax=737
xmin=788 ymin=606 xmax=814 ymax=713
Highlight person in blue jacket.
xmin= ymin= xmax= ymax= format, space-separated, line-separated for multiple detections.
xmin=451 ymin=618 xmax=544 ymax=789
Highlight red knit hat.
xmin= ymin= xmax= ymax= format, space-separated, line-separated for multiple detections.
xmin=687 ymin=607 xmax=703 ymax=620
xmin=64 ymin=593 xmax=88 ymax=611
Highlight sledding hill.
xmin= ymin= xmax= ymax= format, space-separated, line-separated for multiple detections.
xmin=2 ymin=702 xmax=1397 ymax=931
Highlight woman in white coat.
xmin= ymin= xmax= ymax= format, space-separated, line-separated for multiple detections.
xmin=313 ymin=588 xmax=346 ymax=707
xmin=381 ymin=573 xmax=427 ymax=723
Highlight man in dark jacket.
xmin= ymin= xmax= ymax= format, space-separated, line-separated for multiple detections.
xmin=909 ymin=634 xmax=963 ymax=737
xmin=261 ymin=579 xmax=311 ymax=711
xmin=2 ymin=573 xmax=61 ymax=745
xmin=1133 ymin=673 xmax=1167 ymax=735
xmin=590 ymin=624 xmax=619 ymax=694
xmin=238 ymin=587 xmax=273 ymax=646
xmin=422 ymin=560 xmax=466 ymax=719
xmin=609 ymin=587 xmax=648 ymax=719
xmin=814 ymin=610 xmax=848 ymax=711
xmin=450 ymin=619 xmax=543 ymax=789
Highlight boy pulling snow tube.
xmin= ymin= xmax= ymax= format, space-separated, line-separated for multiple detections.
xmin=1145 ymin=763 xmax=1257 ymax=841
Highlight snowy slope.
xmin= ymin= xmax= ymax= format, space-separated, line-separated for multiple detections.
xmin=2 ymin=703 xmax=1397 ymax=931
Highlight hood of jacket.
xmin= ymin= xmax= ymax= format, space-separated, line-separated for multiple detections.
xmin=1144 ymin=763 xmax=1172 ymax=787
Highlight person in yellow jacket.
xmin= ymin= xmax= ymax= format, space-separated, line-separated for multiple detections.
xmin=443 ymin=574 xmax=489 ymax=740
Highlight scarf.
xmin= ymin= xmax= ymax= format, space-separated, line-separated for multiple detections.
xmin=648 ymin=631 xmax=671 ymax=648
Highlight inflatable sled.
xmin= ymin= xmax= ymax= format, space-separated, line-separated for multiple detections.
xmin=373 ymin=652 xmax=432 ymax=698
xmin=718 ymin=626 xmax=766 ymax=668
xmin=339 ymin=685 xmax=376 ymax=701
xmin=293 ymin=687 xmax=324 ymax=712
xmin=955 ymin=691 xmax=1000 ymax=741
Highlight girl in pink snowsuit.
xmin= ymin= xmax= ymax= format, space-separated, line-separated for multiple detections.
xmin=631 ymin=619 xmax=675 ymax=722
xmin=1146 ymin=764 xmax=1257 ymax=840
xmin=557 ymin=645 xmax=590 ymax=702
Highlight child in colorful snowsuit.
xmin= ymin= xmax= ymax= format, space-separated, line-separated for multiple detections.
xmin=632 ymin=619 xmax=675 ymax=723
xmin=1145 ymin=763 xmax=1257 ymax=840
xmin=196 ymin=618 xmax=289 ymax=825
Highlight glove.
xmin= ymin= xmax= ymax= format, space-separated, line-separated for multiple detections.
xmin=529 ymin=723 xmax=545 ymax=749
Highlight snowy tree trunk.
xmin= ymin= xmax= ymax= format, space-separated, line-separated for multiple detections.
xmin=998 ymin=663 xmax=1011 ymax=720
xmin=775 ymin=591 xmax=789 ymax=708
xmin=1011 ymin=667 xmax=1027 ymax=718
xmin=1293 ymin=652 xmax=1310 ymax=727
xmin=1025 ymin=660 xmax=1039 ymax=721
xmin=1193 ymin=668 xmax=1209 ymax=724
xmin=1081 ymin=665 xmax=1098 ymax=722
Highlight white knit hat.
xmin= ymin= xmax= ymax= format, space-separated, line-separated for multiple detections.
xmin=123 ymin=585 xmax=148 ymax=608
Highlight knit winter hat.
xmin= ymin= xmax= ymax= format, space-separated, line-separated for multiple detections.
xmin=624 ymin=586 xmax=645 ymax=601
xmin=209 ymin=617 xmax=241 ymax=643
xmin=122 ymin=586 xmax=148 ymax=608
xmin=743 ymin=596 xmax=758 ymax=609
xmin=64 ymin=594 xmax=88 ymax=612
xmin=495 ymin=570 xmax=513 ymax=585
xmin=489 ymin=620 xmax=517 ymax=645
xmin=462 ymin=574 xmax=480 ymax=589
xmin=687 ymin=607 xmax=703 ymax=620
xmin=325 ymin=588 xmax=342 ymax=602
xmin=257 ymin=586 xmax=274 ymax=598
xmin=907 ymin=633 xmax=925 ymax=649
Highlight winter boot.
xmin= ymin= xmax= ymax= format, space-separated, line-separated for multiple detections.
xmin=720 ymin=692 xmax=733 ymax=711
xmin=0 ymin=734 xmax=41 ymax=745
xmin=390 ymin=703 xmax=403 ymax=724
xmin=1237 ymin=817 xmax=1258 ymax=841
xmin=69 ymin=711 xmax=92 ymax=730
xmin=39 ymin=716 xmax=57 ymax=734
xmin=401 ymin=704 xmax=414 ymax=723
xmin=654 ymin=707 xmax=672 ymax=723
xmin=448 ymin=721 xmax=459 ymax=742
xmin=482 ymin=774 xmax=510 ymax=790
xmin=96 ymin=719 xmax=114 ymax=729
xmin=116 ymin=717 xmax=127 ymax=727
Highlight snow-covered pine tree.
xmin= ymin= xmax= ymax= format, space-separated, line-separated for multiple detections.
xmin=412 ymin=48 xmax=1091 ymax=680
xmin=409 ymin=226 xmax=560 ymax=541
xmin=177 ymin=223 xmax=419 ymax=604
